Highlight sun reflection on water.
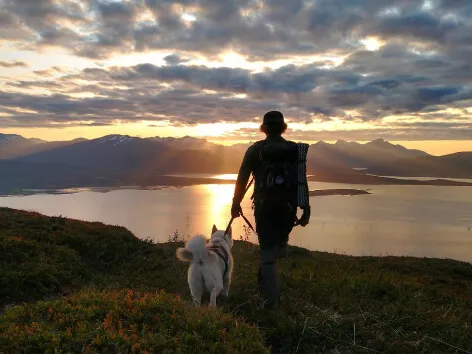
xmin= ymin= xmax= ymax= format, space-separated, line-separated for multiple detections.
xmin=204 ymin=184 xmax=235 ymax=230
xmin=202 ymin=183 xmax=257 ymax=241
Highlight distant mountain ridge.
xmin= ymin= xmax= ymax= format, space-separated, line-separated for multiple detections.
xmin=307 ymin=138 xmax=429 ymax=172
xmin=0 ymin=133 xmax=86 ymax=159
xmin=6 ymin=134 xmax=432 ymax=171
xmin=1 ymin=133 xmax=471 ymax=194
xmin=367 ymin=151 xmax=472 ymax=178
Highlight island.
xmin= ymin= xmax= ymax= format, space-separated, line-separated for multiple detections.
xmin=309 ymin=189 xmax=371 ymax=197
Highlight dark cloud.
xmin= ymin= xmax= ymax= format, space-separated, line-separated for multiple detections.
xmin=0 ymin=86 xmax=282 ymax=128
xmin=2 ymin=0 xmax=472 ymax=141
xmin=416 ymin=87 xmax=459 ymax=103
xmin=371 ymin=11 xmax=459 ymax=43
xmin=1 ymin=0 xmax=471 ymax=61
xmin=163 ymin=54 xmax=190 ymax=65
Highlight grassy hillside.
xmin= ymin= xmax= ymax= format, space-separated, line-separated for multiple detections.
xmin=1 ymin=207 xmax=472 ymax=353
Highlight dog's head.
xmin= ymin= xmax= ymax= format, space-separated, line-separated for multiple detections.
xmin=211 ymin=224 xmax=233 ymax=248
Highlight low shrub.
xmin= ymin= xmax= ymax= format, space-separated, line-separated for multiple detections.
xmin=0 ymin=289 xmax=268 ymax=353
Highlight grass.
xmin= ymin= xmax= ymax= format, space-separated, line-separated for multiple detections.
xmin=0 ymin=290 xmax=267 ymax=353
xmin=1 ymin=207 xmax=472 ymax=353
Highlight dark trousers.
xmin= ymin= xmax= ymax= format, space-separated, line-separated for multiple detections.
xmin=255 ymin=206 xmax=296 ymax=305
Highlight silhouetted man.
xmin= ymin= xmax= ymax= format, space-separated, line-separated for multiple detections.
xmin=231 ymin=110 xmax=310 ymax=308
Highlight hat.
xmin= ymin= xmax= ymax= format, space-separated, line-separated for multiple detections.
xmin=263 ymin=111 xmax=285 ymax=125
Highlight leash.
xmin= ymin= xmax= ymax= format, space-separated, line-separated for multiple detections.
xmin=224 ymin=210 xmax=256 ymax=236
xmin=224 ymin=176 xmax=255 ymax=236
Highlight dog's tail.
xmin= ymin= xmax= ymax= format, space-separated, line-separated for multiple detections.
xmin=176 ymin=235 xmax=207 ymax=263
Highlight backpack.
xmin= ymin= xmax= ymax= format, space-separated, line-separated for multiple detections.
xmin=254 ymin=140 xmax=298 ymax=212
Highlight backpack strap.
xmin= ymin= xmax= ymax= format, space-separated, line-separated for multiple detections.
xmin=256 ymin=140 xmax=266 ymax=163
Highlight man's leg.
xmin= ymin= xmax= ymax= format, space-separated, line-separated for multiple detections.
xmin=278 ymin=209 xmax=296 ymax=259
xmin=255 ymin=207 xmax=295 ymax=308
xmin=258 ymin=246 xmax=281 ymax=307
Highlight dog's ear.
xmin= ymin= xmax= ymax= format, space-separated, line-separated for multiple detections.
xmin=212 ymin=224 xmax=217 ymax=234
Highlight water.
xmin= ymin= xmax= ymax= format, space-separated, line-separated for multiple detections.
xmin=1 ymin=180 xmax=471 ymax=263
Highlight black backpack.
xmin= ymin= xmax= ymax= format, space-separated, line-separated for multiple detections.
xmin=254 ymin=140 xmax=298 ymax=211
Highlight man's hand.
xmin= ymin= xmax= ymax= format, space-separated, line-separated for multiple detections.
xmin=297 ymin=206 xmax=311 ymax=227
xmin=231 ymin=203 xmax=242 ymax=218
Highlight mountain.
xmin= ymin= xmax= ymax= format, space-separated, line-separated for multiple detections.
xmin=0 ymin=134 xmax=45 ymax=158
xmin=150 ymin=136 xmax=220 ymax=151
xmin=367 ymin=152 xmax=472 ymax=178
xmin=5 ymin=134 xmax=431 ymax=174
xmin=306 ymin=138 xmax=430 ymax=172
xmin=15 ymin=135 xmax=169 ymax=171
xmin=2 ymin=133 xmax=470 ymax=194
xmin=0 ymin=134 xmax=245 ymax=193
xmin=0 ymin=133 xmax=86 ymax=159
xmin=13 ymin=134 xmax=239 ymax=174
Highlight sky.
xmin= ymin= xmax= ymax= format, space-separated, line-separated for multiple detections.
xmin=1 ymin=0 xmax=472 ymax=155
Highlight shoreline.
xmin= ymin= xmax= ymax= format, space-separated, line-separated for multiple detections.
xmin=308 ymin=173 xmax=472 ymax=186
xmin=2 ymin=186 xmax=372 ymax=198
xmin=2 ymin=173 xmax=472 ymax=197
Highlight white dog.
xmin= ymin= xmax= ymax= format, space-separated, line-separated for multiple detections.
xmin=176 ymin=224 xmax=234 ymax=307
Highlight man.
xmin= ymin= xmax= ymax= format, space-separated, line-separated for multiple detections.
xmin=231 ymin=110 xmax=310 ymax=308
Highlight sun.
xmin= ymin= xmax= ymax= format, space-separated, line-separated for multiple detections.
xmin=360 ymin=37 xmax=382 ymax=51
xmin=220 ymin=51 xmax=247 ymax=68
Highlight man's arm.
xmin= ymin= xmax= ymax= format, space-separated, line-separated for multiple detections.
xmin=232 ymin=145 xmax=257 ymax=208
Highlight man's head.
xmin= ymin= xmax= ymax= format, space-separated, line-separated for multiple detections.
xmin=260 ymin=111 xmax=287 ymax=135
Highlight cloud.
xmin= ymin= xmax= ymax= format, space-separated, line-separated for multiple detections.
xmin=1 ymin=0 xmax=471 ymax=62
xmin=214 ymin=123 xmax=472 ymax=142
xmin=1 ymin=0 xmax=472 ymax=141
xmin=2 ymin=54 xmax=472 ymax=136
xmin=0 ymin=61 xmax=28 ymax=68
xmin=370 ymin=11 xmax=459 ymax=44
xmin=163 ymin=54 xmax=190 ymax=65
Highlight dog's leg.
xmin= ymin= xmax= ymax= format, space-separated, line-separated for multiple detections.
xmin=191 ymin=289 xmax=202 ymax=307
xmin=222 ymin=259 xmax=233 ymax=297
xmin=222 ymin=273 xmax=231 ymax=297
xmin=189 ymin=274 xmax=203 ymax=307
xmin=209 ymin=288 xmax=218 ymax=307
xmin=193 ymin=296 xmax=202 ymax=307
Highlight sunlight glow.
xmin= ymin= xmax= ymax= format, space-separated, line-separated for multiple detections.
xmin=212 ymin=174 xmax=238 ymax=181
xmin=360 ymin=37 xmax=382 ymax=51
xmin=205 ymin=184 xmax=235 ymax=230
xmin=219 ymin=51 xmax=247 ymax=68
xmin=194 ymin=122 xmax=259 ymax=137
xmin=182 ymin=13 xmax=197 ymax=22
xmin=203 ymin=182 xmax=257 ymax=242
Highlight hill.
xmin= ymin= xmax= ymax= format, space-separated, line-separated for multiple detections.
xmin=0 ymin=133 xmax=86 ymax=159
xmin=367 ymin=152 xmax=472 ymax=178
xmin=1 ymin=208 xmax=471 ymax=352
xmin=8 ymin=134 xmax=432 ymax=174
xmin=307 ymin=138 xmax=429 ymax=172
xmin=12 ymin=134 xmax=239 ymax=174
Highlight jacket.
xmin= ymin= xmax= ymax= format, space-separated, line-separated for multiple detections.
xmin=232 ymin=134 xmax=302 ymax=207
